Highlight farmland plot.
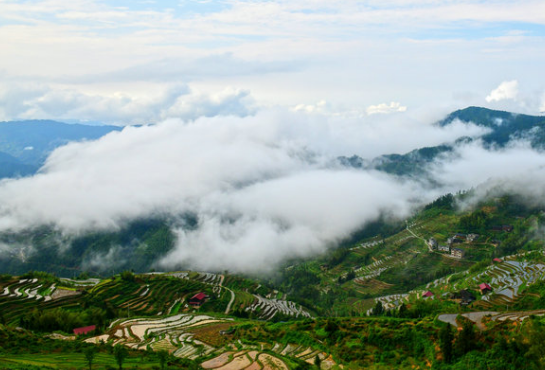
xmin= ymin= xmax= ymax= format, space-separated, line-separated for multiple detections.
xmin=244 ymin=295 xmax=312 ymax=320
xmin=467 ymin=260 xmax=545 ymax=306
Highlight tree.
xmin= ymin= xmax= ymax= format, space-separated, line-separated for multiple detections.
xmin=113 ymin=344 xmax=128 ymax=370
xmin=373 ymin=301 xmax=384 ymax=316
xmin=158 ymin=350 xmax=169 ymax=370
xmin=397 ymin=303 xmax=408 ymax=318
xmin=120 ymin=271 xmax=135 ymax=282
xmin=527 ymin=320 xmax=545 ymax=369
xmin=455 ymin=319 xmax=476 ymax=357
xmin=314 ymin=354 xmax=322 ymax=368
xmin=439 ymin=324 xmax=454 ymax=364
xmin=84 ymin=346 xmax=97 ymax=370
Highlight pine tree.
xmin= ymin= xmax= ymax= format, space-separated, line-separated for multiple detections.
xmin=314 ymin=354 xmax=322 ymax=368
xmin=455 ymin=320 xmax=476 ymax=357
xmin=440 ymin=324 xmax=454 ymax=364
xmin=84 ymin=346 xmax=97 ymax=370
xmin=113 ymin=344 xmax=128 ymax=370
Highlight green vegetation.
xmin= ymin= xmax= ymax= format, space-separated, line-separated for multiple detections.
xmin=2 ymin=161 xmax=545 ymax=368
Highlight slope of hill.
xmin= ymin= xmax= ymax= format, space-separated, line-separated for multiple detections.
xmin=1 ymin=190 xmax=545 ymax=369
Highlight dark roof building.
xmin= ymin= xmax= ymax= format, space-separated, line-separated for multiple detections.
xmin=450 ymin=289 xmax=476 ymax=305
xmin=458 ymin=289 xmax=476 ymax=305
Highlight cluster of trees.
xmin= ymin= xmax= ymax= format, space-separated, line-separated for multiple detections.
xmin=371 ymin=297 xmax=451 ymax=320
xmin=458 ymin=210 xmax=489 ymax=233
xmin=438 ymin=318 xmax=545 ymax=369
xmin=19 ymin=307 xmax=108 ymax=333
xmin=424 ymin=193 xmax=454 ymax=211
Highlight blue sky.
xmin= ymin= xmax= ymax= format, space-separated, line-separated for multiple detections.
xmin=0 ymin=0 xmax=544 ymax=124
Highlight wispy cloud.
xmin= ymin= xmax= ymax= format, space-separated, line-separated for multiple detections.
xmin=0 ymin=82 xmax=256 ymax=124
xmin=366 ymin=102 xmax=407 ymax=115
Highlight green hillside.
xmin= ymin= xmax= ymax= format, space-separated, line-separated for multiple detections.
xmin=2 ymin=191 xmax=545 ymax=369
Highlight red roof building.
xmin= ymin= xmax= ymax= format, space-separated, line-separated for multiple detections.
xmin=189 ymin=292 xmax=208 ymax=307
xmin=479 ymin=283 xmax=492 ymax=293
xmin=422 ymin=291 xmax=434 ymax=298
xmin=73 ymin=325 xmax=96 ymax=336
xmin=493 ymin=258 xmax=503 ymax=263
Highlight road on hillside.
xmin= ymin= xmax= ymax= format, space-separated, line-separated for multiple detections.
xmin=219 ymin=274 xmax=236 ymax=315
xmin=406 ymin=223 xmax=432 ymax=251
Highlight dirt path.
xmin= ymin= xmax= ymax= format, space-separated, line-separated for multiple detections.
xmin=219 ymin=274 xmax=236 ymax=315
xmin=406 ymin=224 xmax=431 ymax=251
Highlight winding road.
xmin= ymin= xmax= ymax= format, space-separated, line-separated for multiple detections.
xmin=219 ymin=274 xmax=236 ymax=315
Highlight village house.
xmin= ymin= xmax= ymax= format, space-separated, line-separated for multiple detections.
xmin=458 ymin=289 xmax=476 ymax=306
xmin=428 ymin=238 xmax=438 ymax=250
xmin=438 ymin=245 xmax=450 ymax=253
xmin=491 ymin=225 xmax=514 ymax=232
xmin=451 ymin=248 xmax=465 ymax=259
xmin=467 ymin=234 xmax=479 ymax=242
xmin=479 ymin=283 xmax=492 ymax=294
xmin=422 ymin=291 xmax=434 ymax=299
xmin=73 ymin=325 xmax=96 ymax=336
xmin=447 ymin=235 xmax=464 ymax=247
xmin=450 ymin=289 xmax=476 ymax=306
xmin=189 ymin=292 xmax=208 ymax=307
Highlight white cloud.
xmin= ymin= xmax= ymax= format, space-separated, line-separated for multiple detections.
xmin=0 ymin=109 xmax=490 ymax=272
xmin=366 ymin=102 xmax=407 ymax=115
xmin=81 ymin=245 xmax=128 ymax=272
xmin=0 ymin=83 xmax=256 ymax=125
xmin=429 ymin=139 xmax=545 ymax=211
xmin=0 ymin=0 xmax=544 ymax=113
xmin=161 ymin=170 xmax=417 ymax=273
xmin=486 ymin=80 xmax=519 ymax=103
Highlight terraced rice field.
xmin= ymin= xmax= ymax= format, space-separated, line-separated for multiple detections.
xmin=453 ymin=259 xmax=545 ymax=307
xmin=244 ymin=295 xmax=312 ymax=320
xmin=438 ymin=310 xmax=545 ymax=329
xmin=199 ymin=342 xmax=330 ymax=370
xmin=0 ymin=278 xmax=82 ymax=324
xmin=88 ymin=313 xmax=234 ymax=359
xmin=88 ymin=313 xmax=333 ymax=369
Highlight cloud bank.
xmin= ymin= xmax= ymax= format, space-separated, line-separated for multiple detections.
xmin=0 ymin=109 xmax=492 ymax=273
xmin=430 ymin=139 xmax=545 ymax=210
xmin=0 ymin=83 xmax=255 ymax=125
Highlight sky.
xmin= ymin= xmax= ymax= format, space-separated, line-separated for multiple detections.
xmin=1 ymin=1 xmax=545 ymax=273
xmin=0 ymin=0 xmax=545 ymax=124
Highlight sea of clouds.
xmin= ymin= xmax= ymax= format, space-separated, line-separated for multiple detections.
xmin=0 ymin=107 xmax=544 ymax=272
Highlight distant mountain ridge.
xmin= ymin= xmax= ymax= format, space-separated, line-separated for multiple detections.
xmin=0 ymin=120 xmax=121 ymax=178
xmin=339 ymin=106 xmax=545 ymax=177
xmin=438 ymin=106 xmax=545 ymax=147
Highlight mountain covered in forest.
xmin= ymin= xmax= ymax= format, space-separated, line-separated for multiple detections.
xmin=0 ymin=120 xmax=121 ymax=178
xmin=339 ymin=106 xmax=545 ymax=177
